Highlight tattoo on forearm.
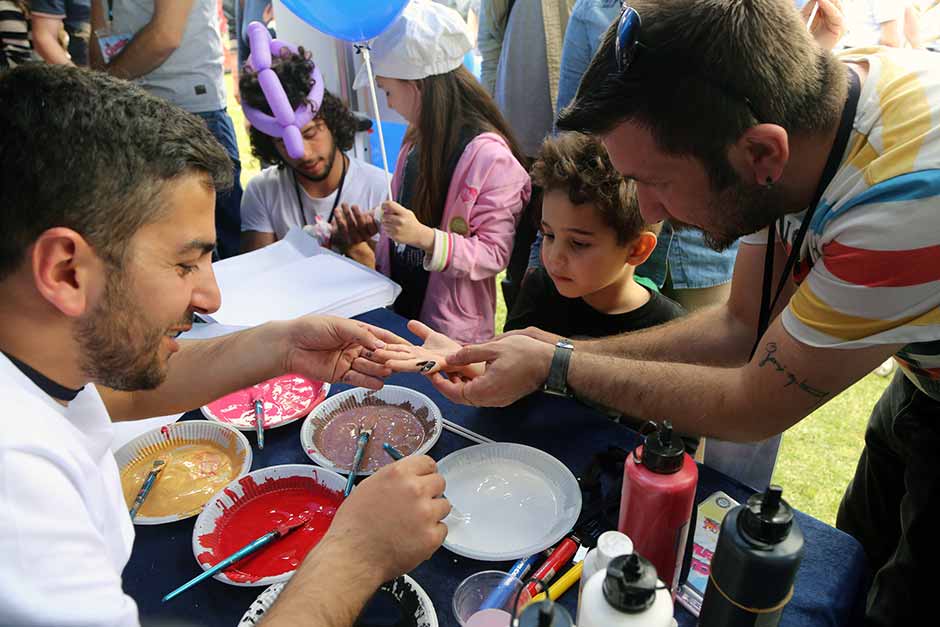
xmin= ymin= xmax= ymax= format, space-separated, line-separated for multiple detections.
xmin=758 ymin=343 xmax=830 ymax=400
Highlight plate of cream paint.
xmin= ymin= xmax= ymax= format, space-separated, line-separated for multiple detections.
xmin=192 ymin=464 xmax=346 ymax=587
xmin=438 ymin=443 xmax=582 ymax=561
xmin=300 ymin=386 xmax=443 ymax=476
xmin=237 ymin=575 xmax=438 ymax=627
xmin=201 ymin=374 xmax=330 ymax=431
xmin=115 ymin=421 xmax=252 ymax=525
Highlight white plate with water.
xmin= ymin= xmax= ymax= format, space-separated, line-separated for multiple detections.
xmin=439 ymin=443 xmax=582 ymax=561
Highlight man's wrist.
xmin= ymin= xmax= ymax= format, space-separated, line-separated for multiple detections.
xmin=542 ymin=339 xmax=574 ymax=397
xmin=312 ymin=532 xmax=386 ymax=589
xmin=255 ymin=320 xmax=294 ymax=378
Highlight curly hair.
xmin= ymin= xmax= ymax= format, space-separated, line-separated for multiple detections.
xmin=239 ymin=47 xmax=359 ymax=168
xmin=531 ymin=132 xmax=647 ymax=245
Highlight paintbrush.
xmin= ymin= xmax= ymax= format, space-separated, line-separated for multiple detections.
xmin=253 ymin=398 xmax=265 ymax=450
xmin=162 ymin=514 xmax=311 ymax=602
xmin=129 ymin=459 xmax=166 ymax=521
xmin=344 ymin=424 xmax=373 ymax=497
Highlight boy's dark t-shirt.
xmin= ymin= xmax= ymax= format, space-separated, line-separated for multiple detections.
xmin=504 ymin=267 xmax=685 ymax=337
xmin=505 ymin=267 xmax=696 ymax=453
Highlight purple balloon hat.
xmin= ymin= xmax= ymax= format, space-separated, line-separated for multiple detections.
xmin=241 ymin=21 xmax=325 ymax=159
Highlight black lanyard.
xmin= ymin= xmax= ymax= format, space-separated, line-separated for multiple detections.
xmin=293 ymin=153 xmax=348 ymax=228
xmin=750 ymin=68 xmax=861 ymax=360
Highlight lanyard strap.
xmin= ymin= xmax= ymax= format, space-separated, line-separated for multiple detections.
xmin=750 ymin=67 xmax=861 ymax=360
xmin=293 ymin=153 xmax=348 ymax=228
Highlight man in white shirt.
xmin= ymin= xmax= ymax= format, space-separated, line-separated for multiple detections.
xmin=0 ymin=64 xmax=449 ymax=627
xmin=239 ymin=49 xmax=388 ymax=267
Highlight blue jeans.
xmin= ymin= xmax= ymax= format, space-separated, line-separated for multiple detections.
xmin=197 ymin=109 xmax=243 ymax=259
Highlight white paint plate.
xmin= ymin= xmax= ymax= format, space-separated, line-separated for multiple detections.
xmin=439 ymin=443 xmax=582 ymax=561
xmin=237 ymin=575 xmax=438 ymax=626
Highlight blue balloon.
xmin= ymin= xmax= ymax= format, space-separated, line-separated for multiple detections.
xmin=279 ymin=0 xmax=410 ymax=42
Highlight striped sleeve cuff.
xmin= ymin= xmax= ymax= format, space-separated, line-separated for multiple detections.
xmin=423 ymin=228 xmax=453 ymax=272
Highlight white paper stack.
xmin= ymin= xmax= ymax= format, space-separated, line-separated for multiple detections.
xmin=197 ymin=228 xmax=401 ymax=328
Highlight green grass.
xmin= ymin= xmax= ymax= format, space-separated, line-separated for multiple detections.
xmin=228 ymin=76 xmax=882 ymax=527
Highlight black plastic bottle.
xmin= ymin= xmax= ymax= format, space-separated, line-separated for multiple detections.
xmin=699 ymin=485 xmax=804 ymax=626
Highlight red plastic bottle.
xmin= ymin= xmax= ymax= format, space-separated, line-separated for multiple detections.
xmin=618 ymin=421 xmax=698 ymax=597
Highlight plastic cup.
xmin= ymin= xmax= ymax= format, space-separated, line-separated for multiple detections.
xmin=453 ymin=570 xmax=531 ymax=627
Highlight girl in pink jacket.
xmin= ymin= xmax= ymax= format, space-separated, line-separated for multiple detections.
xmin=352 ymin=0 xmax=531 ymax=344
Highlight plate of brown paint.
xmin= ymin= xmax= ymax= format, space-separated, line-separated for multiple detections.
xmin=300 ymin=386 xmax=443 ymax=476
xmin=237 ymin=574 xmax=438 ymax=627
xmin=115 ymin=421 xmax=252 ymax=525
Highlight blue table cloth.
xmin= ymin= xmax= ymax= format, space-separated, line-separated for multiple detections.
xmin=124 ymin=308 xmax=870 ymax=626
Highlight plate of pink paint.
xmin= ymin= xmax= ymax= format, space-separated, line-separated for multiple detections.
xmin=201 ymin=374 xmax=330 ymax=431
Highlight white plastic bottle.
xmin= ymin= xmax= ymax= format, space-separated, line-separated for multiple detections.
xmin=577 ymin=530 xmax=634 ymax=624
xmin=578 ymin=553 xmax=673 ymax=627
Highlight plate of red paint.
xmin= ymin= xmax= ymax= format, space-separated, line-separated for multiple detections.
xmin=192 ymin=464 xmax=346 ymax=587
xmin=201 ymin=374 xmax=330 ymax=431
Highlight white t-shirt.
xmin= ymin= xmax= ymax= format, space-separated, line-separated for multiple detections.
xmin=845 ymin=0 xmax=906 ymax=47
xmin=111 ymin=0 xmax=226 ymax=113
xmin=0 ymin=355 xmax=138 ymax=626
xmin=241 ymin=158 xmax=389 ymax=239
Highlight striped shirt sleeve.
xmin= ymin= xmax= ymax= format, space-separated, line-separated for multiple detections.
xmin=782 ymin=170 xmax=940 ymax=349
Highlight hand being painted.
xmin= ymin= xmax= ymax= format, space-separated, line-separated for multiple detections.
xmin=365 ymin=320 xmax=486 ymax=380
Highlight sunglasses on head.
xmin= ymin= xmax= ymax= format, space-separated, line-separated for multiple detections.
xmin=613 ymin=4 xmax=762 ymax=123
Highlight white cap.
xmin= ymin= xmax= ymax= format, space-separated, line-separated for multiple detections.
xmin=353 ymin=0 xmax=472 ymax=90
xmin=596 ymin=531 xmax=634 ymax=566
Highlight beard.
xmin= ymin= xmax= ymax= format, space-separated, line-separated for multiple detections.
xmin=74 ymin=269 xmax=191 ymax=392
xmin=671 ymin=176 xmax=796 ymax=252
xmin=292 ymin=141 xmax=338 ymax=183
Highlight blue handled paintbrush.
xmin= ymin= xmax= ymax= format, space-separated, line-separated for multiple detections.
xmin=344 ymin=425 xmax=372 ymax=497
xmin=253 ymin=399 xmax=265 ymax=450
xmin=162 ymin=514 xmax=310 ymax=602
xmin=129 ymin=459 xmax=165 ymax=521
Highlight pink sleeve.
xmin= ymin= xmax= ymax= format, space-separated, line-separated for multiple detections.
xmin=439 ymin=141 xmax=531 ymax=281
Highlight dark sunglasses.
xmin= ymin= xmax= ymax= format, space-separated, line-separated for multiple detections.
xmin=613 ymin=4 xmax=761 ymax=122
xmin=615 ymin=5 xmax=642 ymax=74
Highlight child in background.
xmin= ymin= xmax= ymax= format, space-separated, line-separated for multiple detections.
xmin=355 ymin=0 xmax=530 ymax=344
xmin=505 ymin=132 xmax=685 ymax=338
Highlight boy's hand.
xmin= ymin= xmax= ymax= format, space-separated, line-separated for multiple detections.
xmin=497 ymin=326 xmax=563 ymax=346
xmin=381 ymin=201 xmax=435 ymax=252
xmin=365 ymin=320 xmax=486 ymax=379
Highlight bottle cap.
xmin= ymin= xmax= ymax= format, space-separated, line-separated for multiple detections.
xmin=596 ymin=531 xmax=633 ymax=566
xmin=638 ymin=421 xmax=685 ymax=474
xmin=517 ymin=600 xmax=574 ymax=627
xmin=602 ymin=553 xmax=659 ymax=613
xmin=740 ymin=484 xmax=794 ymax=545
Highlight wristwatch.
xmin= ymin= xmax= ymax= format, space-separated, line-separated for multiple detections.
xmin=543 ymin=339 xmax=575 ymax=397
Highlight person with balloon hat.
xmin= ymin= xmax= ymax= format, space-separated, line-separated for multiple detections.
xmin=351 ymin=0 xmax=531 ymax=345
xmin=238 ymin=25 xmax=388 ymax=267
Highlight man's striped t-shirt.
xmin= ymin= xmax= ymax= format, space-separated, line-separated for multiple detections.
xmin=742 ymin=48 xmax=940 ymax=400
